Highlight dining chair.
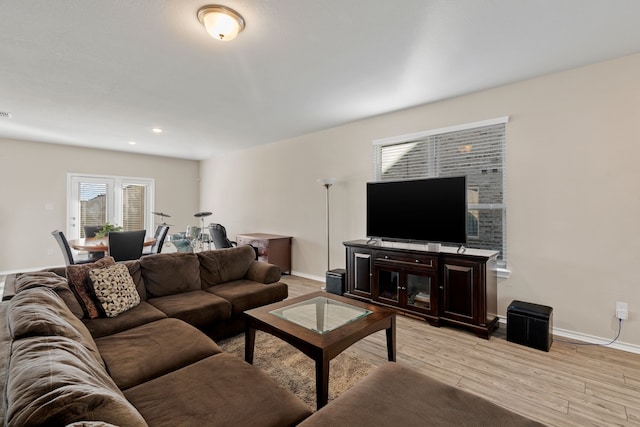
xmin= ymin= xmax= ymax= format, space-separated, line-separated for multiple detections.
xmin=83 ymin=225 xmax=103 ymax=238
xmin=208 ymin=223 xmax=257 ymax=259
xmin=108 ymin=230 xmax=146 ymax=262
xmin=142 ymin=225 xmax=170 ymax=256
xmin=208 ymin=223 xmax=236 ymax=249
xmin=83 ymin=225 xmax=106 ymax=259
xmin=51 ymin=230 xmax=103 ymax=266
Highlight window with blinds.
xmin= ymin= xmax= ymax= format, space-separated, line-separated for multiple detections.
xmin=373 ymin=117 xmax=507 ymax=263
xmin=122 ymin=184 xmax=146 ymax=231
xmin=69 ymin=174 xmax=154 ymax=240
xmin=80 ymin=182 xmax=108 ymax=237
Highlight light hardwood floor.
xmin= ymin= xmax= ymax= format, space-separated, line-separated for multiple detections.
xmin=282 ymin=275 xmax=640 ymax=427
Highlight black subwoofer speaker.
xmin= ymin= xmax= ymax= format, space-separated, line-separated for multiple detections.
xmin=326 ymin=268 xmax=346 ymax=295
xmin=507 ymin=300 xmax=553 ymax=352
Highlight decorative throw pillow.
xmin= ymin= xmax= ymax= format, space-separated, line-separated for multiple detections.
xmin=89 ymin=264 xmax=141 ymax=317
xmin=66 ymin=256 xmax=115 ymax=319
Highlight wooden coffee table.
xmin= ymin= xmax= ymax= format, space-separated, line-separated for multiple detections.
xmin=244 ymin=291 xmax=396 ymax=409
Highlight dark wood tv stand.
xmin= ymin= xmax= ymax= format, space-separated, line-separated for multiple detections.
xmin=343 ymin=239 xmax=499 ymax=339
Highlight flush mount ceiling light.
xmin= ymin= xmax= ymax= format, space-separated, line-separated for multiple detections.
xmin=197 ymin=5 xmax=245 ymax=41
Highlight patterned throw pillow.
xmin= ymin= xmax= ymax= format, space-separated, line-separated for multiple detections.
xmin=66 ymin=257 xmax=116 ymax=319
xmin=89 ymin=264 xmax=141 ymax=317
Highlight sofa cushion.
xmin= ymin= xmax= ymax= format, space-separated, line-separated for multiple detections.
xmin=67 ymin=256 xmax=116 ymax=319
xmin=89 ymin=264 xmax=141 ymax=317
xmin=5 ymin=336 xmax=147 ymax=427
xmin=7 ymin=287 xmax=103 ymax=368
xmin=12 ymin=271 xmax=85 ymax=319
xmin=120 ymin=259 xmax=147 ymax=301
xmin=140 ymin=252 xmax=201 ymax=297
xmin=95 ymin=318 xmax=222 ymax=390
xmin=198 ymin=245 xmax=256 ymax=287
xmin=124 ymin=352 xmax=312 ymax=427
xmin=83 ymin=302 xmax=167 ymax=339
xmin=148 ymin=290 xmax=231 ymax=329
xmin=298 ymin=362 xmax=544 ymax=427
xmin=206 ymin=279 xmax=288 ymax=315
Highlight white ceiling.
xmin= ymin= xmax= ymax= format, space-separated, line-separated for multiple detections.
xmin=1 ymin=1 xmax=640 ymax=160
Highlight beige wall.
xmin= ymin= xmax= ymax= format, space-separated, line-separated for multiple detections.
xmin=201 ymin=52 xmax=640 ymax=346
xmin=0 ymin=139 xmax=200 ymax=272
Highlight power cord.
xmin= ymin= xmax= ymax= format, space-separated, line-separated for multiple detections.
xmin=553 ymin=318 xmax=623 ymax=347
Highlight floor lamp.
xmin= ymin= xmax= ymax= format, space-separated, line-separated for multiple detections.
xmin=317 ymin=178 xmax=336 ymax=277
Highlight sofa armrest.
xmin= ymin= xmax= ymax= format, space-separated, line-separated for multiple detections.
xmin=245 ymin=261 xmax=281 ymax=284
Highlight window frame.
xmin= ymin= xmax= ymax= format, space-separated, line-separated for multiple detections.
xmin=67 ymin=173 xmax=155 ymax=240
xmin=372 ymin=117 xmax=508 ymax=271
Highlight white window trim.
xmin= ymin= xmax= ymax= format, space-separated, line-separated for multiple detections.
xmin=67 ymin=173 xmax=155 ymax=239
xmin=372 ymin=116 xmax=509 ymax=147
xmin=372 ymin=116 xmax=510 ymax=272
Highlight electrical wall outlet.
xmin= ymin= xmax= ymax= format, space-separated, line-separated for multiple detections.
xmin=616 ymin=302 xmax=629 ymax=320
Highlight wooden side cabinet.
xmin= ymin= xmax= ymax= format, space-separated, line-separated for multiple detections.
xmin=236 ymin=233 xmax=292 ymax=274
xmin=343 ymin=240 xmax=498 ymax=339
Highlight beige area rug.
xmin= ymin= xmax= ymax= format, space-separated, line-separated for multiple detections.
xmin=218 ymin=331 xmax=375 ymax=410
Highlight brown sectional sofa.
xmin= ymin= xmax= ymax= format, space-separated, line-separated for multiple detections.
xmin=1 ymin=244 xmax=545 ymax=426
xmin=0 ymin=245 xmax=312 ymax=426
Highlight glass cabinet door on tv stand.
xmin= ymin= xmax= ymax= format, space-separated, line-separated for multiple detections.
xmin=406 ymin=269 xmax=434 ymax=313
xmin=372 ymin=254 xmax=438 ymax=318
xmin=373 ymin=264 xmax=400 ymax=307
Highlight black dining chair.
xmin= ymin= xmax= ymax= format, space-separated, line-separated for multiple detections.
xmin=108 ymin=230 xmax=146 ymax=262
xmin=83 ymin=225 xmax=103 ymax=238
xmin=208 ymin=223 xmax=236 ymax=249
xmin=51 ymin=230 xmax=103 ymax=266
xmin=83 ymin=225 xmax=106 ymax=259
xmin=142 ymin=225 xmax=170 ymax=256
xmin=208 ymin=223 xmax=258 ymax=259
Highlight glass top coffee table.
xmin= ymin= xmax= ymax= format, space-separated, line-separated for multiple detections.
xmin=244 ymin=291 xmax=396 ymax=409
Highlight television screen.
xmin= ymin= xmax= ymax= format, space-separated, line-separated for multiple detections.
xmin=366 ymin=176 xmax=467 ymax=245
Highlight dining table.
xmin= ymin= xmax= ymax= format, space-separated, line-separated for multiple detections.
xmin=69 ymin=236 xmax=156 ymax=253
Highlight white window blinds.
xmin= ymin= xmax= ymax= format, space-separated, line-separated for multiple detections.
xmin=79 ymin=182 xmax=108 ymax=237
xmin=373 ymin=117 xmax=507 ymax=261
xmin=122 ymin=184 xmax=146 ymax=231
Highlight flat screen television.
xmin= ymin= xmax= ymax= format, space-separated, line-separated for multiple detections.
xmin=366 ymin=176 xmax=467 ymax=245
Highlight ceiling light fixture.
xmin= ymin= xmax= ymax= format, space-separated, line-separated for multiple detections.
xmin=128 ymin=141 xmax=137 ymax=145
xmin=152 ymin=128 xmax=163 ymax=133
xmin=197 ymin=5 xmax=245 ymax=41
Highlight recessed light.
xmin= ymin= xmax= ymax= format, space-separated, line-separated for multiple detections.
xmin=128 ymin=141 xmax=137 ymax=145
xmin=152 ymin=128 xmax=163 ymax=133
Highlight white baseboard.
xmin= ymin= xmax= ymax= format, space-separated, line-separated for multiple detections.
xmin=4 ymin=265 xmax=639 ymax=355
xmin=497 ymin=316 xmax=640 ymax=355
xmin=289 ymin=270 xmax=326 ymax=283
xmin=288 ymin=276 xmax=640 ymax=354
